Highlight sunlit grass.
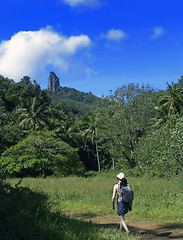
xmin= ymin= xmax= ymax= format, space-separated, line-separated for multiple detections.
xmin=1 ymin=178 xmax=136 ymax=240
xmin=7 ymin=173 xmax=183 ymax=225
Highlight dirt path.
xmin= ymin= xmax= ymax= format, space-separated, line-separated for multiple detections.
xmin=63 ymin=212 xmax=183 ymax=240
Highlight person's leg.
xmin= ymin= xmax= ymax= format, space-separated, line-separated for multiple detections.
xmin=119 ymin=215 xmax=130 ymax=234
xmin=119 ymin=215 xmax=123 ymax=231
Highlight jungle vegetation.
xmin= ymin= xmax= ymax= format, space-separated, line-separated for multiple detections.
xmin=1 ymin=74 xmax=183 ymax=178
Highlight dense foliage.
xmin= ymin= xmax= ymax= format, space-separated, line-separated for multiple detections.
xmin=48 ymin=86 xmax=98 ymax=114
xmin=133 ymin=115 xmax=183 ymax=177
xmin=0 ymin=131 xmax=82 ymax=177
xmin=0 ymin=74 xmax=183 ymax=177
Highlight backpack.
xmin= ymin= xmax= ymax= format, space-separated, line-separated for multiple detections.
xmin=118 ymin=183 xmax=134 ymax=203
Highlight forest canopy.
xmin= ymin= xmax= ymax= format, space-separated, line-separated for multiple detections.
xmin=0 ymin=74 xmax=183 ymax=178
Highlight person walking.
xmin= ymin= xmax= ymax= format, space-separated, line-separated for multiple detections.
xmin=112 ymin=172 xmax=133 ymax=234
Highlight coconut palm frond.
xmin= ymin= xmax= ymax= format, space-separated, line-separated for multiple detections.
xmin=17 ymin=96 xmax=48 ymax=131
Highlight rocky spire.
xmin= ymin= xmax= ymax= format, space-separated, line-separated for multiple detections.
xmin=47 ymin=71 xmax=61 ymax=92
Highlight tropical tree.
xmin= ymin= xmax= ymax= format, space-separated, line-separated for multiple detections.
xmin=157 ymin=82 xmax=183 ymax=118
xmin=18 ymin=96 xmax=48 ymax=131
xmin=133 ymin=115 xmax=183 ymax=177
xmin=100 ymin=83 xmax=159 ymax=169
xmin=0 ymin=131 xmax=83 ymax=177
xmin=0 ymin=101 xmax=24 ymax=153
xmin=81 ymin=113 xmax=101 ymax=171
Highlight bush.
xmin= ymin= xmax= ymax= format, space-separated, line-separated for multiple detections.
xmin=0 ymin=131 xmax=83 ymax=177
xmin=133 ymin=116 xmax=183 ymax=177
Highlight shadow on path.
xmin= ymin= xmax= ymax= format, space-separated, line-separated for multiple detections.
xmin=64 ymin=211 xmax=183 ymax=240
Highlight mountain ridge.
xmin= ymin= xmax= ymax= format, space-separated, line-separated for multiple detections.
xmin=46 ymin=71 xmax=99 ymax=114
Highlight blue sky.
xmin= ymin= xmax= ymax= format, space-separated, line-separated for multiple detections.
xmin=0 ymin=0 xmax=183 ymax=96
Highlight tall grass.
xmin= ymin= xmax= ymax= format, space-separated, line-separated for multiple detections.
xmin=0 ymin=179 xmax=136 ymax=240
xmin=8 ymin=173 xmax=183 ymax=225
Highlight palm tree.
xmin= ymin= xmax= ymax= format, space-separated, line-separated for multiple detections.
xmin=18 ymin=96 xmax=48 ymax=131
xmin=81 ymin=113 xmax=101 ymax=172
xmin=157 ymin=82 xmax=183 ymax=118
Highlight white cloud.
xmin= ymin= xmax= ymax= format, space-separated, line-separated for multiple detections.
xmin=85 ymin=67 xmax=97 ymax=78
xmin=104 ymin=29 xmax=126 ymax=41
xmin=151 ymin=26 xmax=165 ymax=39
xmin=0 ymin=28 xmax=91 ymax=82
xmin=61 ymin=0 xmax=102 ymax=7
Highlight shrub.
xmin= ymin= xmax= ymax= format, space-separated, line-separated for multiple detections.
xmin=133 ymin=116 xmax=183 ymax=177
xmin=0 ymin=131 xmax=83 ymax=177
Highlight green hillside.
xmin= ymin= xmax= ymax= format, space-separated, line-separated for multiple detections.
xmin=47 ymin=87 xmax=99 ymax=115
xmin=46 ymin=71 xmax=99 ymax=115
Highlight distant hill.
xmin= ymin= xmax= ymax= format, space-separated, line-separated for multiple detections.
xmin=46 ymin=72 xmax=99 ymax=114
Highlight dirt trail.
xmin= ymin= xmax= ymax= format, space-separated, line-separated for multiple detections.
xmin=63 ymin=212 xmax=183 ymax=240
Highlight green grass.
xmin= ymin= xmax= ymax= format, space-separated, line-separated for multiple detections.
xmin=0 ymin=179 xmax=135 ymax=240
xmin=7 ymin=173 xmax=183 ymax=225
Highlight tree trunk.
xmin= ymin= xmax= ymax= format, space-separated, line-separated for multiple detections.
xmin=110 ymin=144 xmax=115 ymax=170
xmin=119 ymin=139 xmax=135 ymax=169
xmin=42 ymin=168 xmax=46 ymax=178
xmin=112 ymin=156 xmax=115 ymax=170
xmin=95 ymin=142 xmax=100 ymax=171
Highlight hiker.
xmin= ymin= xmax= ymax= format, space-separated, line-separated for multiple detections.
xmin=112 ymin=172 xmax=133 ymax=234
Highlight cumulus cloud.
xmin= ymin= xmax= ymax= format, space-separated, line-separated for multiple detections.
xmin=103 ymin=29 xmax=126 ymax=41
xmin=151 ymin=26 xmax=165 ymax=39
xmin=0 ymin=28 xmax=91 ymax=82
xmin=61 ymin=0 xmax=102 ymax=8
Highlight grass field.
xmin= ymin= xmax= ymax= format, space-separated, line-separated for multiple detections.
xmin=0 ymin=173 xmax=183 ymax=240
xmin=1 ymin=174 xmax=136 ymax=240
xmin=8 ymin=172 xmax=183 ymax=224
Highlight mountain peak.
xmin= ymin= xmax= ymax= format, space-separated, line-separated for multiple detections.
xmin=47 ymin=71 xmax=61 ymax=93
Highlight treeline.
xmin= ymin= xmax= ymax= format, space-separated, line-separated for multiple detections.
xmin=0 ymin=75 xmax=183 ymax=178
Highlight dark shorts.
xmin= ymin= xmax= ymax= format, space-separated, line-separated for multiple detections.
xmin=117 ymin=201 xmax=129 ymax=216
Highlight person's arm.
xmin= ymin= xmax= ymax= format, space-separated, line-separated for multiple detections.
xmin=112 ymin=184 xmax=117 ymax=210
